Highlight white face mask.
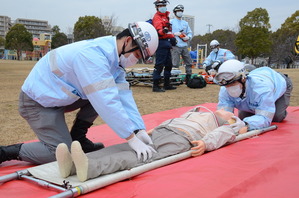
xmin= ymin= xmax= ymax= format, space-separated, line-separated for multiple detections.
xmin=158 ymin=7 xmax=167 ymax=13
xmin=226 ymin=82 xmax=243 ymax=98
xmin=176 ymin=11 xmax=183 ymax=18
xmin=213 ymin=48 xmax=219 ymax=53
xmin=119 ymin=53 xmax=139 ymax=68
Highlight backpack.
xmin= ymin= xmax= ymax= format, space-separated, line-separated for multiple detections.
xmin=187 ymin=75 xmax=207 ymax=89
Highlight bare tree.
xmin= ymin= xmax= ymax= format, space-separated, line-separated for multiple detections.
xmin=101 ymin=14 xmax=118 ymax=35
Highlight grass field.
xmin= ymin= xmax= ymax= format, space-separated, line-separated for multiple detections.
xmin=0 ymin=59 xmax=298 ymax=145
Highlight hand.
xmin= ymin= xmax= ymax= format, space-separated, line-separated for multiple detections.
xmin=127 ymin=134 xmax=156 ymax=162
xmin=211 ymin=60 xmax=221 ymax=71
xmin=202 ymin=64 xmax=207 ymax=69
xmin=205 ymin=65 xmax=212 ymax=73
xmin=208 ymin=69 xmax=216 ymax=75
xmin=182 ymin=36 xmax=189 ymax=41
xmin=163 ymin=27 xmax=169 ymax=33
xmin=136 ymin=129 xmax=153 ymax=145
xmin=190 ymin=140 xmax=206 ymax=157
xmin=147 ymin=128 xmax=154 ymax=135
xmin=230 ymin=116 xmax=246 ymax=134
xmin=170 ymin=37 xmax=177 ymax=46
xmin=174 ymin=32 xmax=181 ymax=36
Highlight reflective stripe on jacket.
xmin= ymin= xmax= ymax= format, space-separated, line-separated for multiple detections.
xmin=217 ymin=67 xmax=287 ymax=130
xmin=22 ymin=36 xmax=145 ymax=139
xmin=152 ymin=11 xmax=174 ymax=39
xmin=170 ymin=18 xmax=192 ymax=47
xmin=203 ymin=48 xmax=235 ymax=66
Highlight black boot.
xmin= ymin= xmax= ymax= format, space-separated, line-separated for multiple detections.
xmin=185 ymin=74 xmax=191 ymax=85
xmin=70 ymin=119 xmax=104 ymax=153
xmin=0 ymin=143 xmax=23 ymax=164
xmin=164 ymin=77 xmax=177 ymax=90
xmin=153 ymin=79 xmax=165 ymax=92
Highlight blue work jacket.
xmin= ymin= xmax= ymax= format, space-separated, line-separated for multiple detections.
xmin=217 ymin=67 xmax=287 ymax=130
xmin=22 ymin=36 xmax=145 ymax=139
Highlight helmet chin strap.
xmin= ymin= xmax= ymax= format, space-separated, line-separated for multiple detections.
xmin=238 ymin=79 xmax=246 ymax=99
xmin=120 ymin=38 xmax=139 ymax=56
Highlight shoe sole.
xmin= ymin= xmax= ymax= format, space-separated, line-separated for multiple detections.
xmin=71 ymin=141 xmax=89 ymax=182
xmin=55 ymin=143 xmax=73 ymax=178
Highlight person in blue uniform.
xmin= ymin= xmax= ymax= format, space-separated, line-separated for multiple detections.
xmin=214 ymin=59 xmax=293 ymax=131
xmin=203 ymin=40 xmax=235 ymax=75
xmin=170 ymin=4 xmax=193 ymax=83
xmin=0 ymin=22 xmax=159 ymax=165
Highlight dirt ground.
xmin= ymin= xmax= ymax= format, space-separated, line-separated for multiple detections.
xmin=0 ymin=60 xmax=298 ymax=145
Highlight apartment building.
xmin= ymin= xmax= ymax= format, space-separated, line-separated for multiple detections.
xmin=0 ymin=15 xmax=11 ymax=39
xmin=14 ymin=18 xmax=52 ymax=38
xmin=182 ymin=15 xmax=195 ymax=35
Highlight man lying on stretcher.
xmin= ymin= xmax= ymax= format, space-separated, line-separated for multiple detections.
xmin=56 ymin=107 xmax=248 ymax=182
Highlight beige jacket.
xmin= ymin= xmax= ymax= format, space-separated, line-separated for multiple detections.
xmin=154 ymin=109 xmax=236 ymax=151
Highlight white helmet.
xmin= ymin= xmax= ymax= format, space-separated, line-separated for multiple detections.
xmin=173 ymin=4 xmax=184 ymax=12
xmin=128 ymin=22 xmax=158 ymax=62
xmin=210 ymin=40 xmax=220 ymax=49
xmin=154 ymin=0 xmax=169 ymax=6
xmin=214 ymin=59 xmax=247 ymax=86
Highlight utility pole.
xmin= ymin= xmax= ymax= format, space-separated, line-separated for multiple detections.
xmin=206 ymin=24 xmax=212 ymax=34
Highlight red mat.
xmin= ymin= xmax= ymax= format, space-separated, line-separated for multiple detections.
xmin=1 ymin=103 xmax=299 ymax=198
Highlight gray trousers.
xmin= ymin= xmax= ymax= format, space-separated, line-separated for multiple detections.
xmin=18 ymin=91 xmax=98 ymax=164
xmin=84 ymin=128 xmax=191 ymax=180
xmin=171 ymin=46 xmax=193 ymax=75
xmin=239 ymin=74 xmax=293 ymax=122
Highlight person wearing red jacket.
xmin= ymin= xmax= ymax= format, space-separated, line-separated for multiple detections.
xmin=152 ymin=0 xmax=177 ymax=92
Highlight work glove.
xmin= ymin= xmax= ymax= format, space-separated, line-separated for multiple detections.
xmin=128 ymin=134 xmax=156 ymax=162
xmin=205 ymin=65 xmax=212 ymax=73
xmin=174 ymin=32 xmax=181 ymax=36
xmin=182 ymin=36 xmax=189 ymax=41
xmin=136 ymin=129 xmax=154 ymax=145
xmin=211 ymin=60 xmax=221 ymax=71
xmin=230 ymin=116 xmax=246 ymax=134
xmin=170 ymin=37 xmax=177 ymax=46
xmin=208 ymin=69 xmax=216 ymax=75
xmin=163 ymin=27 xmax=169 ymax=33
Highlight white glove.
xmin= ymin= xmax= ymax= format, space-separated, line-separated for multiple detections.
xmin=202 ymin=64 xmax=207 ymax=69
xmin=182 ymin=36 xmax=189 ymax=41
xmin=208 ymin=69 xmax=216 ymax=75
xmin=174 ymin=32 xmax=181 ymax=36
xmin=211 ymin=60 xmax=221 ymax=69
xmin=230 ymin=116 xmax=246 ymax=134
xmin=127 ymin=135 xmax=156 ymax=162
xmin=136 ymin=129 xmax=154 ymax=145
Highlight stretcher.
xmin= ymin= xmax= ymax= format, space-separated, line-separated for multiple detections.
xmin=198 ymin=71 xmax=215 ymax=84
xmin=1 ymin=104 xmax=299 ymax=198
xmin=125 ymin=67 xmax=183 ymax=86
xmin=0 ymin=125 xmax=277 ymax=198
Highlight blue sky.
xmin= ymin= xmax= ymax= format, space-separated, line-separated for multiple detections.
xmin=2 ymin=0 xmax=298 ymax=35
